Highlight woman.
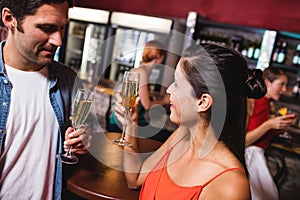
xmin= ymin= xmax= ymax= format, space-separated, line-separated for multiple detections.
xmin=245 ymin=67 xmax=295 ymax=200
xmin=114 ymin=43 xmax=266 ymax=199
xmin=131 ymin=40 xmax=169 ymax=112
xmin=109 ymin=40 xmax=173 ymax=142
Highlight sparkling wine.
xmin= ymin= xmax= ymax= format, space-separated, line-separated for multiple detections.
xmin=72 ymin=99 xmax=93 ymax=128
xmin=121 ymin=80 xmax=139 ymax=110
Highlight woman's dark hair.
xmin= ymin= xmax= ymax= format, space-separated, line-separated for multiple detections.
xmin=181 ymin=43 xmax=266 ymax=170
xmin=0 ymin=0 xmax=74 ymax=30
xmin=262 ymin=66 xmax=286 ymax=82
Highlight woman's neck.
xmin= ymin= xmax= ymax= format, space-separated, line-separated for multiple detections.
xmin=187 ymin=122 xmax=219 ymax=158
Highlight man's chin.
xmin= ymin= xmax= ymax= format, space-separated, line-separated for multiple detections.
xmin=36 ymin=59 xmax=53 ymax=67
xmin=40 ymin=55 xmax=54 ymax=63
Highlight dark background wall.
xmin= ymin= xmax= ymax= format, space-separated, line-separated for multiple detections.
xmin=74 ymin=0 xmax=300 ymax=33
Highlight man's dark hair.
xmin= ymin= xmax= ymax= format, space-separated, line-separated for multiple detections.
xmin=0 ymin=0 xmax=74 ymax=29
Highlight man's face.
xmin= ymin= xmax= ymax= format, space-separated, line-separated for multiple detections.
xmin=13 ymin=2 xmax=69 ymax=69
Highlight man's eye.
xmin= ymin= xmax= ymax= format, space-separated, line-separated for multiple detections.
xmin=38 ymin=25 xmax=57 ymax=33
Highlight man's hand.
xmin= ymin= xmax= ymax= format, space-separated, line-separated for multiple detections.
xmin=64 ymin=126 xmax=92 ymax=155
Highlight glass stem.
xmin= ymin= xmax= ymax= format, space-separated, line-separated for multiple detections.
xmin=66 ymin=127 xmax=76 ymax=157
xmin=66 ymin=146 xmax=73 ymax=157
xmin=121 ymin=109 xmax=128 ymax=141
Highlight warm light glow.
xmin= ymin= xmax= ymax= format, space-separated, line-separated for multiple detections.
xmin=111 ymin=12 xmax=173 ymax=34
xmin=69 ymin=7 xmax=110 ymax=24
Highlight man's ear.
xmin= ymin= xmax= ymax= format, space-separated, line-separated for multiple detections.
xmin=196 ymin=93 xmax=213 ymax=112
xmin=2 ymin=8 xmax=15 ymax=30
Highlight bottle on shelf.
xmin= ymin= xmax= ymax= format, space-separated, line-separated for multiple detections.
xmin=247 ymin=42 xmax=256 ymax=59
xmin=230 ymin=35 xmax=243 ymax=52
xmin=207 ymin=31 xmax=214 ymax=43
xmin=220 ymin=33 xmax=229 ymax=46
xmin=276 ymin=41 xmax=287 ymax=64
xmin=72 ymin=23 xmax=85 ymax=36
xmin=246 ymin=39 xmax=261 ymax=60
xmin=241 ymin=41 xmax=248 ymax=57
xmin=198 ymin=30 xmax=208 ymax=44
xmin=272 ymin=41 xmax=282 ymax=62
xmin=253 ymin=40 xmax=261 ymax=60
xmin=292 ymin=44 xmax=300 ymax=66
xmin=292 ymin=73 xmax=300 ymax=99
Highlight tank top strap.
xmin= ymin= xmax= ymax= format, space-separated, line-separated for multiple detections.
xmin=202 ymin=167 xmax=245 ymax=188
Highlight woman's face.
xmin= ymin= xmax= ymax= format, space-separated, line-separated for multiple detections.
xmin=166 ymin=59 xmax=199 ymax=125
xmin=265 ymin=75 xmax=288 ymax=100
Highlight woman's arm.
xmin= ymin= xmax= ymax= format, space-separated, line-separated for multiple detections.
xmin=245 ymin=114 xmax=296 ymax=146
xmin=123 ymin=126 xmax=180 ymax=189
xmin=132 ymin=67 xmax=169 ymax=111
xmin=113 ymin=95 xmax=179 ymax=188
xmin=245 ymin=119 xmax=273 ymax=146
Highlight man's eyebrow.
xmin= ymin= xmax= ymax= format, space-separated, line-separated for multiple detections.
xmin=36 ymin=23 xmax=56 ymax=27
xmin=36 ymin=23 xmax=65 ymax=32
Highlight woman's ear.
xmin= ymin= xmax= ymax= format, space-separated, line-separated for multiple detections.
xmin=264 ymin=79 xmax=271 ymax=88
xmin=155 ymin=55 xmax=164 ymax=64
xmin=196 ymin=93 xmax=213 ymax=112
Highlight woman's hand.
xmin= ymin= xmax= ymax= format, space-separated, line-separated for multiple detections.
xmin=113 ymin=92 xmax=140 ymax=136
xmin=64 ymin=126 xmax=92 ymax=155
xmin=267 ymin=114 xmax=296 ymax=130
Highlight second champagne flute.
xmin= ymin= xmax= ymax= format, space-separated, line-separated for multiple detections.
xmin=112 ymin=71 xmax=140 ymax=146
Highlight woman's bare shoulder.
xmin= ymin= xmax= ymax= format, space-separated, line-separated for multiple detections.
xmin=202 ymin=169 xmax=250 ymax=200
xmin=131 ymin=66 xmax=147 ymax=74
xmin=131 ymin=67 xmax=148 ymax=80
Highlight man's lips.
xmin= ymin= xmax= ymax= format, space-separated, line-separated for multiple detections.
xmin=40 ymin=49 xmax=55 ymax=56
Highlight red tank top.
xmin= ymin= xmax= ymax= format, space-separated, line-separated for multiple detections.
xmin=247 ymin=96 xmax=275 ymax=149
xmin=139 ymin=146 xmax=245 ymax=200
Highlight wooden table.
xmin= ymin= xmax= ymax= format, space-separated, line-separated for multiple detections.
xmin=64 ymin=132 xmax=162 ymax=200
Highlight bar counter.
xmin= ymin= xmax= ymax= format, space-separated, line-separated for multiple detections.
xmin=64 ymin=132 xmax=162 ymax=200
xmin=271 ymin=126 xmax=300 ymax=156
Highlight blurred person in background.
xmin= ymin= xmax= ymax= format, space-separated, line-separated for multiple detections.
xmin=114 ymin=43 xmax=266 ymax=199
xmin=109 ymin=40 xmax=173 ymax=142
xmin=245 ymin=67 xmax=295 ymax=200
xmin=0 ymin=0 xmax=91 ymax=199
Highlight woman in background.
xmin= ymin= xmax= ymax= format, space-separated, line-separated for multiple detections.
xmin=245 ymin=67 xmax=295 ymax=200
xmin=109 ymin=40 xmax=173 ymax=142
xmin=114 ymin=43 xmax=266 ymax=199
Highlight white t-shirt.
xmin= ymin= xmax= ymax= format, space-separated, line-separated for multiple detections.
xmin=0 ymin=65 xmax=59 ymax=200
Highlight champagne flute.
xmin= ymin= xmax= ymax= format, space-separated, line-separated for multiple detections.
xmin=112 ymin=71 xmax=140 ymax=146
xmin=60 ymin=88 xmax=94 ymax=164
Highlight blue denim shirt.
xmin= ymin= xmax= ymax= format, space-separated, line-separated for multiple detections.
xmin=0 ymin=41 xmax=78 ymax=200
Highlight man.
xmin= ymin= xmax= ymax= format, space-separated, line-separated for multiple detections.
xmin=0 ymin=0 xmax=91 ymax=199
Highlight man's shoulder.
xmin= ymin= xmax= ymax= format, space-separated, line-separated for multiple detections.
xmin=49 ymin=61 xmax=83 ymax=90
xmin=50 ymin=61 xmax=77 ymax=77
